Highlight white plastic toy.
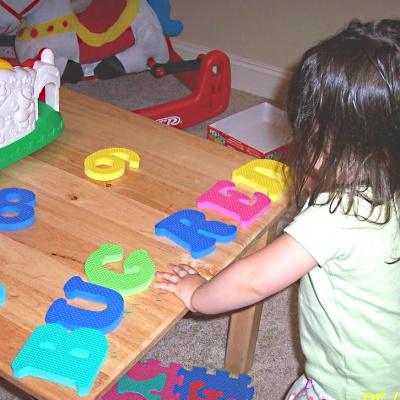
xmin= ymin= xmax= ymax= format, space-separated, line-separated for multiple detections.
xmin=0 ymin=48 xmax=59 ymax=148
xmin=0 ymin=48 xmax=63 ymax=169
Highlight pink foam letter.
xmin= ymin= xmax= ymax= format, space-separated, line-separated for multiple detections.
xmin=197 ymin=180 xmax=271 ymax=228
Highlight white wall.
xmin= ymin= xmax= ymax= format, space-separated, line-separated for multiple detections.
xmin=169 ymin=0 xmax=400 ymax=100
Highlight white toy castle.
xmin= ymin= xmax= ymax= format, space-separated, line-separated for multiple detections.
xmin=0 ymin=48 xmax=60 ymax=149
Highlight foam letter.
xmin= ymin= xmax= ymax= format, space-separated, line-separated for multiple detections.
xmin=102 ymin=358 xmax=182 ymax=400
xmin=45 ymin=276 xmax=124 ymax=334
xmin=84 ymin=147 xmax=140 ymax=181
xmin=0 ymin=187 xmax=36 ymax=230
xmin=84 ymin=244 xmax=155 ymax=296
xmin=197 ymin=180 xmax=271 ymax=228
xmin=0 ymin=283 xmax=5 ymax=305
xmin=232 ymin=159 xmax=291 ymax=201
xmin=12 ymin=323 xmax=108 ymax=396
xmin=117 ymin=374 xmax=167 ymax=398
xmin=175 ymin=366 xmax=254 ymax=400
xmin=155 ymin=209 xmax=237 ymax=259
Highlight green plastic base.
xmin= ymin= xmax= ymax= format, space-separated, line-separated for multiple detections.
xmin=0 ymin=101 xmax=64 ymax=170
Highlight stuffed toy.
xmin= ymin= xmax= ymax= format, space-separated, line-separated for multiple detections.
xmin=0 ymin=0 xmax=183 ymax=83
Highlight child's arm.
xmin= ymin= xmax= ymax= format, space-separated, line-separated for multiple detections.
xmin=153 ymin=233 xmax=317 ymax=314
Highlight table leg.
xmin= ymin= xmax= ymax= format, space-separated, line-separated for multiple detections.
xmin=224 ymin=222 xmax=278 ymax=375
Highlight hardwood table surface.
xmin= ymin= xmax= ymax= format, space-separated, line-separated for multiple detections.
xmin=0 ymin=87 xmax=291 ymax=400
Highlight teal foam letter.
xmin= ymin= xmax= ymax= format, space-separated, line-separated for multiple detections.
xmin=118 ymin=373 xmax=166 ymax=399
xmin=12 ymin=323 xmax=108 ymax=396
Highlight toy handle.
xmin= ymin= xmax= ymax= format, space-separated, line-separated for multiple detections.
xmin=149 ymin=58 xmax=202 ymax=78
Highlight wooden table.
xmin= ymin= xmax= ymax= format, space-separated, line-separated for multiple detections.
xmin=0 ymin=88 xmax=290 ymax=400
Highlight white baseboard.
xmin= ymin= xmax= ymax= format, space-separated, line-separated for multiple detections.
xmin=170 ymin=38 xmax=292 ymax=103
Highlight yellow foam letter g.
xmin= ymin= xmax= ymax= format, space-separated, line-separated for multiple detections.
xmin=232 ymin=159 xmax=291 ymax=201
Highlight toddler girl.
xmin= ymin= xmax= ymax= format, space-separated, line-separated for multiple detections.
xmin=154 ymin=19 xmax=400 ymax=400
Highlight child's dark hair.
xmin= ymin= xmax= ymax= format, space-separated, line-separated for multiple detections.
xmin=287 ymin=19 xmax=400 ymax=223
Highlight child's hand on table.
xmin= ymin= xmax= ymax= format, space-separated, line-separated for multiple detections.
xmin=154 ymin=264 xmax=206 ymax=312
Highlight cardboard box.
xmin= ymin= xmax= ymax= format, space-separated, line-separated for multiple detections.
xmin=207 ymin=102 xmax=292 ymax=162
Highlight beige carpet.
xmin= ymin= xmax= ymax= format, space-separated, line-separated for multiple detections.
xmin=0 ymin=71 xmax=303 ymax=400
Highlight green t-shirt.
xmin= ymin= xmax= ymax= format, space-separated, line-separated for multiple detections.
xmin=284 ymin=195 xmax=400 ymax=399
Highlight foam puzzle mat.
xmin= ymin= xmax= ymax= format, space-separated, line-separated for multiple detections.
xmin=101 ymin=358 xmax=255 ymax=400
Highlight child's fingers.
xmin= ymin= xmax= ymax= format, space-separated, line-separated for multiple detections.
xmin=167 ymin=263 xmax=180 ymax=271
xmin=155 ymin=271 xmax=180 ymax=283
xmin=167 ymin=264 xmax=189 ymax=277
xmin=179 ymin=264 xmax=199 ymax=274
xmin=168 ymin=263 xmax=199 ymax=275
xmin=153 ymin=280 xmax=176 ymax=292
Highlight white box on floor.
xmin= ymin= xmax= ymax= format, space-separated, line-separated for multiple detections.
xmin=207 ymin=102 xmax=292 ymax=162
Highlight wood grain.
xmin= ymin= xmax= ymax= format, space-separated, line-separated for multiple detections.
xmin=0 ymin=88 xmax=290 ymax=400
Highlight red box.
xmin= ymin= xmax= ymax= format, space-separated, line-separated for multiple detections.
xmin=207 ymin=102 xmax=292 ymax=162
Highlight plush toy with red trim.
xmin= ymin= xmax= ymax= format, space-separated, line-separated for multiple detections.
xmin=0 ymin=0 xmax=183 ymax=83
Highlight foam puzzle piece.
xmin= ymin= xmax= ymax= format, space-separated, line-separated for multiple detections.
xmin=197 ymin=180 xmax=271 ymax=228
xmin=12 ymin=323 xmax=108 ymax=397
xmin=84 ymin=148 xmax=140 ymax=181
xmin=155 ymin=209 xmax=237 ymax=259
xmin=183 ymin=381 xmax=224 ymax=400
xmin=0 ymin=187 xmax=36 ymax=230
xmin=45 ymin=276 xmax=124 ymax=334
xmin=84 ymin=244 xmax=155 ymax=296
xmin=101 ymin=359 xmax=254 ymax=400
xmin=118 ymin=374 xmax=167 ymax=400
xmin=174 ymin=366 xmax=254 ymax=400
xmin=101 ymin=358 xmax=183 ymax=400
xmin=0 ymin=283 xmax=5 ymax=305
xmin=231 ymin=160 xmax=291 ymax=201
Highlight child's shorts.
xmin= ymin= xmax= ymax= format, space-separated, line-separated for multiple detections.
xmin=285 ymin=375 xmax=337 ymax=400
